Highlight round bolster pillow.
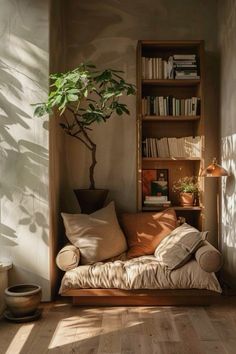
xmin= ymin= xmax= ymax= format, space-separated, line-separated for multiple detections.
xmin=56 ymin=244 xmax=80 ymax=271
xmin=195 ymin=240 xmax=223 ymax=273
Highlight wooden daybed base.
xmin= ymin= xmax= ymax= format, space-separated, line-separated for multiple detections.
xmin=62 ymin=288 xmax=221 ymax=306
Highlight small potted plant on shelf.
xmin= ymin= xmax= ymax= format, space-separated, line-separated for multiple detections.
xmin=33 ymin=63 xmax=136 ymax=213
xmin=172 ymin=176 xmax=199 ymax=206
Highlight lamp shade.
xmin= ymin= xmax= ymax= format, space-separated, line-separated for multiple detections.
xmin=200 ymin=158 xmax=229 ymax=177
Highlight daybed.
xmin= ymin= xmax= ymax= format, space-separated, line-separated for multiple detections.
xmin=57 ymin=203 xmax=223 ymax=306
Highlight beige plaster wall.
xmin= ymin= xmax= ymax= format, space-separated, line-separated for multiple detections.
xmin=218 ymin=0 xmax=236 ymax=287
xmin=0 ymin=0 xmax=50 ymax=300
xmin=62 ymin=0 xmax=219 ymax=243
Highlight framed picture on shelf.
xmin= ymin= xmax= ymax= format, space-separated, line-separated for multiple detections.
xmin=142 ymin=169 xmax=169 ymax=200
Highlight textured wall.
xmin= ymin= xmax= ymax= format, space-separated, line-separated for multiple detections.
xmin=0 ymin=0 xmax=50 ymax=300
xmin=62 ymin=0 xmax=219 ymax=243
xmin=218 ymin=0 xmax=236 ymax=287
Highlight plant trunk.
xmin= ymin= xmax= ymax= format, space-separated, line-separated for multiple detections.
xmin=89 ymin=144 xmax=97 ymax=189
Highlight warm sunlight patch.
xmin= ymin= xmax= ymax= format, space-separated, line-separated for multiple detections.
xmin=5 ymin=323 xmax=35 ymax=354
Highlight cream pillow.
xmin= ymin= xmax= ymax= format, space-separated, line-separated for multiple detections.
xmin=56 ymin=244 xmax=80 ymax=271
xmin=61 ymin=202 xmax=127 ymax=265
xmin=154 ymin=223 xmax=204 ymax=270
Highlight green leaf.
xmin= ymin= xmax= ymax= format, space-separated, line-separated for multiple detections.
xmin=116 ymin=107 xmax=123 ymax=116
xmin=89 ymin=103 xmax=95 ymax=110
xmin=52 ymin=95 xmax=63 ymax=106
xmin=67 ymin=94 xmax=79 ymax=102
xmin=67 ymin=88 xmax=79 ymax=94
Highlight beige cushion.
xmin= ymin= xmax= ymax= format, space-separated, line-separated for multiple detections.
xmin=195 ymin=240 xmax=223 ymax=273
xmin=56 ymin=244 xmax=80 ymax=271
xmin=61 ymin=202 xmax=127 ymax=265
xmin=154 ymin=223 xmax=204 ymax=270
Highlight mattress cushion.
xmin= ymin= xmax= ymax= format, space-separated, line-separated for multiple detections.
xmin=59 ymin=255 xmax=221 ymax=294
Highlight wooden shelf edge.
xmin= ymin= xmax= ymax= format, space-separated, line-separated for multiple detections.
xmin=140 ymin=40 xmax=204 ymax=47
xmin=142 ymin=115 xmax=201 ymax=122
xmin=142 ymin=157 xmax=202 ymax=161
xmin=142 ymin=79 xmax=200 ymax=86
xmin=142 ymin=206 xmax=202 ymax=211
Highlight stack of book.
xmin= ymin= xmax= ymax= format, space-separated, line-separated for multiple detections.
xmin=141 ymin=57 xmax=172 ymax=79
xmin=143 ymin=195 xmax=171 ymax=208
xmin=173 ymin=54 xmax=199 ymax=79
xmin=142 ymin=136 xmax=202 ymax=158
xmin=142 ymin=96 xmax=200 ymax=116
xmin=141 ymin=54 xmax=199 ymax=80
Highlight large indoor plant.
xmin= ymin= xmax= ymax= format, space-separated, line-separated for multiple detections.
xmin=172 ymin=176 xmax=199 ymax=206
xmin=34 ymin=64 xmax=136 ymax=212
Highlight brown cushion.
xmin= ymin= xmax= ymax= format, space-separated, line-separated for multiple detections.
xmin=56 ymin=244 xmax=80 ymax=271
xmin=195 ymin=240 xmax=223 ymax=273
xmin=121 ymin=208 xmax=177 ymax=259
xmin=154 ymin=223 xmax=204 ymax=270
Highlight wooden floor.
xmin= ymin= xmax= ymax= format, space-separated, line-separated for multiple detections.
xmin=1 ymin=300 xmax=236 ymax=354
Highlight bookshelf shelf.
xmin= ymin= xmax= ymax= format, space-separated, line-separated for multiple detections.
xmin=142 ymin=115 xmax=200 ymax=122
xmin=137 ymin=40 xmax=205 ymax=229
xmin=142 ymin=79 xmax=200 ymax=87
xmin=142 ymin=157 xmax=202 ymax=162
xmin=142 ymin=206 xmax=202 ymax=212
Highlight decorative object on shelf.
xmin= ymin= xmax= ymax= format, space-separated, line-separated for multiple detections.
xmin=142 ymin=169 xmax=171 ymax=208
xmin=4 ymin=284 xmax=42 ymax=322
xmin=172 ymin=176 xmax=199 ymax=206
xmin=33 ymin=64 xmax=136 ymax=212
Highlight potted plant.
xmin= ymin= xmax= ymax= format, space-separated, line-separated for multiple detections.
xmin=172 ymin=176 xmax=199 ymax=206
xmin=33 ymin=64 xmax=136 ymax=213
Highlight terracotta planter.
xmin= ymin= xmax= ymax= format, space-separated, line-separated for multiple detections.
xmin=179 ymin=192 xmax=195 ymax=206
xmin=5 ymin=284 xmax=42 ymax=317
xmin=74 ymin=189 xmax=109 ymax=214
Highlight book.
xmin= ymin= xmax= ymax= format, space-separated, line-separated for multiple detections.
xmin=144 ymin=200 xmax=171 ymax=205
xmin=145 ymin=195 xmax=168 ymax=201
xmin=173 ymin=54 xmax=196 ymax=60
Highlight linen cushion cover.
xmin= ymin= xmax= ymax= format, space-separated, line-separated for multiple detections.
xmin=61 ymin=202 xmax=127 ymax=265
xmin=121 ymin=208 xmax=177 ymax=259
xmin=59 ymin=255 xmax=222 ymax=294
xmin=154 ymin=223 xmax=204 ymax=270
xmin=56 ymin=244 xmax=80 ymax=271
xmin=195 ymin=240 xmax=223 ymax=273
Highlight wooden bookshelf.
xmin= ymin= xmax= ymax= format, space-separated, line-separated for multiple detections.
xmin=137 ymin=40 xmax=205 ymax=230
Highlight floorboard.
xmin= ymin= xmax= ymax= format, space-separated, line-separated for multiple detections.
xmin=1 ymin=300 xmax=236 ymax=354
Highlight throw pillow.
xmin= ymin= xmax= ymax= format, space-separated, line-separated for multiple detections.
xmin=121 ymin=208 xmax=177 ymax=259
xmin=56 ymin=244 xmax=80 ymax=271
xmin=154 ymin=223 xmax=204 ymax=270
xmin=61 ymin=201 xmax=127 ymax=265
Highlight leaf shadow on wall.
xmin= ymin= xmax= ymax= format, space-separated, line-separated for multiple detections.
xmin=221 ymin=134 xmax=236 ymax=279
xmin=0 ymin=60 xmax=49 ymax=247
